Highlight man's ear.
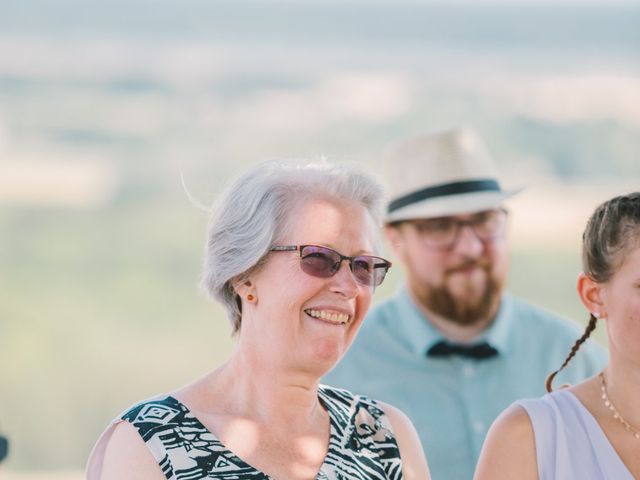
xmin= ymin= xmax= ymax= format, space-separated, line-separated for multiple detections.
xmin=577 ymin=272 xmax=606 ymax=318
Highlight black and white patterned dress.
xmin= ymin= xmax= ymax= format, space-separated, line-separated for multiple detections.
xmin=117 ymin=385 xmax=403 ymax=479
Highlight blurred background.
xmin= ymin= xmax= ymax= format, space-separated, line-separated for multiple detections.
xmin=0 ymin=0 xmax=639 ymax=477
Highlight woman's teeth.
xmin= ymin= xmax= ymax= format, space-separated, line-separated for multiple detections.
xmin=306 ymin=309 xmax=350 ymax=324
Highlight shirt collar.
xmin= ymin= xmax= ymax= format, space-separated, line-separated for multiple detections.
xmin=479 ymin=292 xmax=513 ymax=355
xmin=393 ymin=286 xmax=447 ymax=356
xmin=394 ymin=286 xmax=514 ymax=356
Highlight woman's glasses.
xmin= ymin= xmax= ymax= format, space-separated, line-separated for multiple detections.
xmin=270 ymin=245 xmax=392 ymax=287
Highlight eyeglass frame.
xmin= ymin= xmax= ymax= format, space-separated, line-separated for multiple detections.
xmin=270 ymin=244 xmax=392 ymax=287
xmin=394 ymin=208 xmax=509 ymax=249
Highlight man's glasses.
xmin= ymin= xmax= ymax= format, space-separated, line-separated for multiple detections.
xmin=406 ymin=208 xmax=508 ymax=249
xmin=270 ymin=245 xmax=392 ymax=287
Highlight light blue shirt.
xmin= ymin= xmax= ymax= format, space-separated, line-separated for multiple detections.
xmin=324 ymin=288 xmax=608 ymax=480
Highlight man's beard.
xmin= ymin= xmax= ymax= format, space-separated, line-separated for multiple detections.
xmin=415 ymin=261 xmax=503 ymax=326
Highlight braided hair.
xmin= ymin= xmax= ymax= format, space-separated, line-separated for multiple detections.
xmin=546 ymin=192 xmax=640 ymax=392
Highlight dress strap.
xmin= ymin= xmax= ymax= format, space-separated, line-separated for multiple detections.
xmin=516 ymin=397 xmax=556 ymax=480
xmin=85 ymin=419 xmax=125 ymax=480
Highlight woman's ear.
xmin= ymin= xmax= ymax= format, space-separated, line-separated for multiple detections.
xmin=577 ymin=272 xmax=605 ymax=318
xmin=232 ymin=277 xmax=255 ymax=299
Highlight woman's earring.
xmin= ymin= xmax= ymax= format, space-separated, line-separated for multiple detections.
xmin=592 ymin=312 xmax=600 ymax=319
xmin=246 ymin=293 xmax=256 ymax=302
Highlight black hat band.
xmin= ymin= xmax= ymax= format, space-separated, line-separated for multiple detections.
xmin=388 ymin=179 xmax=501 ymax=214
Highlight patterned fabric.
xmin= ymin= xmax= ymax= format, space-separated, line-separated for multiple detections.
xmin=119 ymin=385 xmax=403 ymax=480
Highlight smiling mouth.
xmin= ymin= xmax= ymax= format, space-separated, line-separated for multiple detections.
xmin=304 ymin=309 xmax=351 ymax=325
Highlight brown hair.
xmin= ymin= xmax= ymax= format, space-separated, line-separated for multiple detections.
xmin=546 ymin=192 xmax=640 ymax=392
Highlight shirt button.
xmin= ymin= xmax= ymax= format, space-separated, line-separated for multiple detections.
xmin=473 ymin=421 xmax=486 ymax=433
xmin=463 ymin=364 xmax=475 ymax=377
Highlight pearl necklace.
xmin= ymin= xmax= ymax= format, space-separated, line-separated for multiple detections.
xmin=599 ymin=372 xmax=640 ymax=439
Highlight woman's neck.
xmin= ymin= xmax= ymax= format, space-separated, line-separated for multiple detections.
xmin=603 ymin=357 xmax=640 ymax=429
xmin=205 ymin=347 xmax=325 ymax=427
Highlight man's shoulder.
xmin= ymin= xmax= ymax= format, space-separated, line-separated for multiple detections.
xmin=506 ymin=294 xmax=582 ymax=335
xmin=505 ymin=294 xmax=607 ymax=362
xmin=324 ymin=295 xmax=411 ymax=386
xmin=365 ymin=292 xmax=409 ymax=324
xmin=355 ymin=295 xmax=395 ymax=332
xmin=354 ymin=293 xmax=418 ymax=347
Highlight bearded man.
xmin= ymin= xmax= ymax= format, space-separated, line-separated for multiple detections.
xmin=324 ymin=127 xmax=607 ymax=480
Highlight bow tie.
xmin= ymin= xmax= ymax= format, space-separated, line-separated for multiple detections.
xmin=427 ymin=340 xmax=498 ymax=360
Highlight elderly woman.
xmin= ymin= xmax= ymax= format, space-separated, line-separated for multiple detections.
xmin=87 ymin=161 xmax=430 ymax=480
xmin=475 ymin=192 xmax=640 ymax=479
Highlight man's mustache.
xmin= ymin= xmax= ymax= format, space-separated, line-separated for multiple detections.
xmin=446 ymin=258 xmax=491 ymax=275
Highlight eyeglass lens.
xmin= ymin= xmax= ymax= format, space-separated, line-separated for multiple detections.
xmin=299 ymin=245 xmax=389 ymax=287
xmin=413 ymin=209 xmax=507 ymax=246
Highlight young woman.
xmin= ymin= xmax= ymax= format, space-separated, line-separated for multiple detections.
xmin=475 ymin=192 xmax=640 ymax=479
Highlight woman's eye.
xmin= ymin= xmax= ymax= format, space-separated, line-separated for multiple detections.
xmin=353 ymin=260 xmax=371 ymax=272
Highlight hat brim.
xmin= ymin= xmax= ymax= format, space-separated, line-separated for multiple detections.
xmin=385 ymin=188 xmax=523 ymax=223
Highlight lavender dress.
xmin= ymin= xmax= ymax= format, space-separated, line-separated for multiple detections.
xmin=516 ymin=390 xmax=634 ymax=480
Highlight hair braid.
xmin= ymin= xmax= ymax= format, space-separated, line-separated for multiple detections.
xmin=545 ymin=313 xmax=598 ymax=392
xmin=546 ymin=192 xmax=639 ymax=392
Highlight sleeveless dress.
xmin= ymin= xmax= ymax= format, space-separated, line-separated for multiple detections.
xmin=516 ymin=390 xmax=634 ymax=480
xmin=88 ymin=385 xmax=403 ymax=479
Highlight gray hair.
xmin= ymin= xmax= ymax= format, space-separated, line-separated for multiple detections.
xmin=201 ymin=160 xmax=385 ymax=334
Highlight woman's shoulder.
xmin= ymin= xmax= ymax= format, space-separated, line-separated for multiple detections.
xmin=505 ymin=387 xmax=595 ymax=449
xmin=319 ymin=383 xmax=371 ymax=403
xmin=515 ymin=388 xmax=584 ymax=423
xmin=492 ymin=402 xmax=536 ymax=437
xmin=86 ymin=395 xmax=187 ymax=480
xmin=476 ymin=389 xmax=588 ymax=480
xmin=319 ymin=385 xmax=430 ymax=478
xmin=118 ymin=394 xmax=187 ymax=430
xmin=319 ymin=384 xmax=417 ymax=427
xmin=474 ymin=403 xmax=537 ymax=480
xmin=319 ymin=384 xmax=395 ymax=435
xmin=96 ymin=420 xmax=166 ymax=480
xmin=319 ymin=384 xmax=387 ymax=420
xmin=319 ymin=386 xmax=412 ymax=445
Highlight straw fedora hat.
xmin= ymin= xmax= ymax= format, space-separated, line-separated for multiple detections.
xmin=384 ymin=127 xmax=521 ymax=223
